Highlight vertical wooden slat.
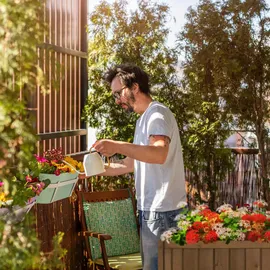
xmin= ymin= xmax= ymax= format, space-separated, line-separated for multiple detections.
xmin=158 ymin=241 xmax=164 ymax=270
xmin=246 ymin=249 xmax=260 ymax=270
xmin=261 ymin=249 xmax=270 ymax=270
xmin=172 ymin=249 xmax=183 ymax=270
xmin=215 ymin=249 xmax=229 ymax=270
xmin=164 ymin=248 xmax=172 ymax=270
xmin=230 ymin=249 xmax=245 ymax=270
xmin=183 ymin=249 xmax=198 ymax=270
xmin=199 ymin=249 xmax=214 ymax=270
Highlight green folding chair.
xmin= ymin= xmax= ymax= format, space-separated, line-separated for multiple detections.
xmin=78 ymin=189 xmax=142 ymax=270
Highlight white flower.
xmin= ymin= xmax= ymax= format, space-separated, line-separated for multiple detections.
xmin=227 ymin=211 xmax=241 ymax=218
xmin=190 ymin=209 xmax=200 ymax=217
xmin=174 ymin=214 xmax=186 ymax=221
xmin=195 ymin=204 xmax=209 ymax=211
xmin=177 ymin=220 xmax=191 ymax=230
xmin=216 ymin=204 xmax=233 ymax=213
xmin=239 ymin=220 xmax=251 ymax=229
xmin=177 ymin=201 xmax=188 ymax=209
xmin=160 ymin=227 xmax=179 ymax=243
xmin=236 ymin=207 xmax=249 ymax=214
xmin=235 ymin=231 xmax=246 ymax=241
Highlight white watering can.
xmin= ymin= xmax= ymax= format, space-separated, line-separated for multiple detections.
xmin=83 ymin=148 xmax=110 ymax=177
xmin=62 ymin=148 xmax=110 ymax=177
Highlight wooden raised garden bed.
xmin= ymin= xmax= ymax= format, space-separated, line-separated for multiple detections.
xmin=158 ymin=241 xmax=270 ymax=270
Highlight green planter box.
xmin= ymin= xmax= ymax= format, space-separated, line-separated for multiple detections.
xmin=36 ymin=173 xmax=79 ymax=204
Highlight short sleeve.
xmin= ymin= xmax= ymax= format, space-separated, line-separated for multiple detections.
xmin=146 ymin=107 xmax=172 ymax=139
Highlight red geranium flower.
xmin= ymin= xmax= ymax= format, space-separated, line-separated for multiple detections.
xmin=242 ymin=214 xmax=253 ymax=222
xmin=247 ymin=231 xmax=261 ymax=242
xmin=206 ymin=212 xmax=221 ymax=222
xmin=264 ymin=231 xmax=270 ymax=242
xmin=252 ymin=214 xmax=266 ymax=223
xmin=204 ymin=231 xmax=218 ymax=243
xmin=186 ymin=230 xmax=200 ymax=244
xmin=200 ymin=209 xmax=212 ymax=217
xmin=192 ymin=222 xmax=204 ymax=231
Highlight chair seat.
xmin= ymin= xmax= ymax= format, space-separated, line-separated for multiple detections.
xmin=94 ymin=252 xmax=142 ymax=270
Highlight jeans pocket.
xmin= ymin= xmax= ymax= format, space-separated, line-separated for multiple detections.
xmin=167 ymin=209 xmax=182 ymax=228
xmin=142 ymin=211 xmax=162 ymax=236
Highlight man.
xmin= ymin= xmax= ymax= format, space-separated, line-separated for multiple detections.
xmin=92 ymin=63 xmax=186 ymax=270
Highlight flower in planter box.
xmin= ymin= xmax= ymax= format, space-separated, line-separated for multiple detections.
xmin=27 ymin=148 xmax=84 ymax=177
xmin=161 ymin=200 xmax=270 ymax=246
xmin=24 ymin=148 xmax=84 ymax=197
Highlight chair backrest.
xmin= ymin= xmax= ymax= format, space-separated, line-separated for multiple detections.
xmin=78 ymin=189 xmax=140 ymax=261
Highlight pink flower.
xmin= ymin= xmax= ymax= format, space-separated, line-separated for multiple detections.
xmin=34 ymin=155 xmax=48 ymax=163
xmin=25 ymin=175 xmax=39 ymax=183
xmin=25 ymin=175 xmax=33 ymax=182
xmin=0 ymin=182 xmax=3 ymax=187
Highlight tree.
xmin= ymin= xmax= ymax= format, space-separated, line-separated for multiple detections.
xmin=178 ymin=0 xmax=270 ymax=203
xmin=82 ymin=0 xmax=183 ymax=189
xmin=175 ymin=0 xmax=235 ymax=208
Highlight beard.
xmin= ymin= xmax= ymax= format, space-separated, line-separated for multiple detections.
xmin=119 ymin=91 xmax=135 ymax=113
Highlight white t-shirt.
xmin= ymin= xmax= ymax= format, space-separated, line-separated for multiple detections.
xmin=133 ymin=101 xmax=186 ymax=211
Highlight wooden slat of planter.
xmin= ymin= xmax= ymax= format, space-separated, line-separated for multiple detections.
xmin=246 ymin=249 xmax=260 ymax=270
xmin=183 ymin=249 xmax=198 ymax=270
xmin=214 ymin=249 xmax=229 ymax=270
xmin=172 ymin=249 xmax=182 ymax=270
xmin=158 ymin=241 xmax=164 ymax=270
xmin=230 ymin=249 xmax=245 ymax=269
xmin=164 ymin=248 xmax=172 ymax=269
xmin=262 ymin=249 xmax=270 ymax=270
xmin=199 ymin=249 xmax=214 ymax=270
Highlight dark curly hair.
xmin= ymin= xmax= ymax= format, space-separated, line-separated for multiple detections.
xmin=105 ymin=63 xmax=151 ymax=95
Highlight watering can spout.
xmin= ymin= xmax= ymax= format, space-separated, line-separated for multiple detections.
xmin=83 ymin=149 xmax=106 ymax=177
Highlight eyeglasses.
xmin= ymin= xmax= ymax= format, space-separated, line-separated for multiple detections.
xmin=112 ymin=86 xmax=126 ymax=100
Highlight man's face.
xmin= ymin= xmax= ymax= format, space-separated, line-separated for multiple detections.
xmin=111 ymin=77 xmax=135 ymax=113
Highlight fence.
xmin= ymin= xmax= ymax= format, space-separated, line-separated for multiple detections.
xmin=186 ymin=152 xmax=261 ymax=208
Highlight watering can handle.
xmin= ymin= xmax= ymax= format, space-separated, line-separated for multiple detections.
xmin=61 ymin=160 xmax=85 ymax=175
xmin=89 ymin=147 xmax=110 ymax=167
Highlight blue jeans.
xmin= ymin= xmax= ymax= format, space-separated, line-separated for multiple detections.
xmin=138 ymin=209 xmax=180 ymax=270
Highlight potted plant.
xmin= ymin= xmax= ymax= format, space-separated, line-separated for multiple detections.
xmin=27 ymin=148 xmax=84 ymax=204
xmin=159 ymin=201 xmax=270 ymax=270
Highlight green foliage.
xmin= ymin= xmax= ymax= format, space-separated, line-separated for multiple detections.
xmin=83 ymin=0 xmax=182 ymax=189
xmin=0 ymin=0 xmax=66 ymax=268
xmin=0 ymin=218 xmax=67 ymax=270
xmin=183 ymin=101 xmax=232 ymax=208
xmin=0 ymin=216 xmax=40 ymax=270
xmin=0 ymin=0 xmax=45 ymax=201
